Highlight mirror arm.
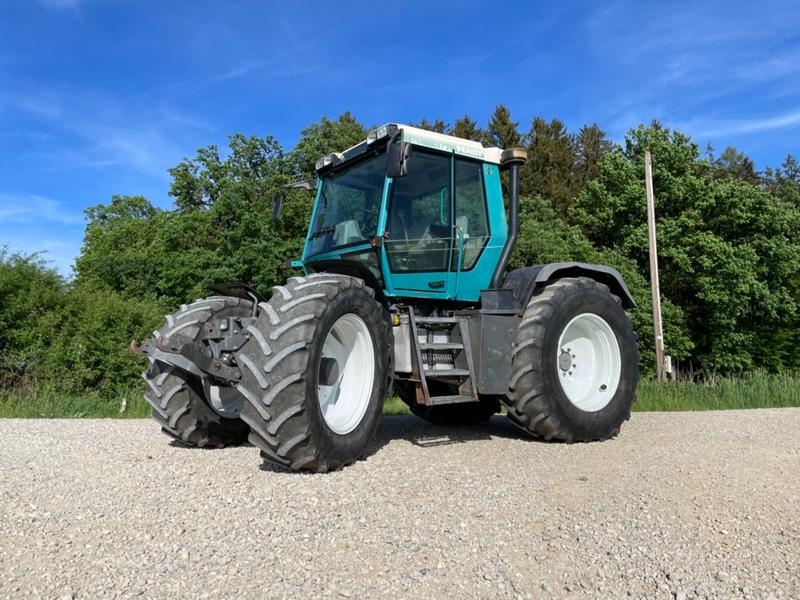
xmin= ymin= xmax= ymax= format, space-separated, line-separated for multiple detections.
xmin=272 ymin=178 xmax=317 ymax=220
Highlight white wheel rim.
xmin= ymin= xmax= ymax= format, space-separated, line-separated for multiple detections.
xmin=207 ymin=384 xmax=244 ymax=417
xmin=556 ymin=313 xmax=621 ymax=412
xmin=317 ymin=313 xmax=375 ymax=435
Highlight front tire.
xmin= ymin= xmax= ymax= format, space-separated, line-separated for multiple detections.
xmin=506 ymin=277 xmax=639 ymax=442
xmin=234 ymin=274 xmax=392 ymax=472
xmin=142 ymin=296 xmax=252 ymax=448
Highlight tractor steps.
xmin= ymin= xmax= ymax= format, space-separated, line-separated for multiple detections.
xmin=423 ymin=368 xmax=470 ymax=377
xmin=408 ymin=310 xmax=478 ymax=407
xmin=429 ymin=394 xmax=476 ymax=406
xmin=414 ymin=316 xmax=458 ymax=325
xmin=419 ymin=342 xmax=464 ymax=350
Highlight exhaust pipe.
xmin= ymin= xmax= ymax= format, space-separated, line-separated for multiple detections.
xmin=490 ymin=147 xmax=527 ymax=289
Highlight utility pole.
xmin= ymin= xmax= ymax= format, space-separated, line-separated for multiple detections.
xmin=644 ymin=150 xmax=667 ymax=381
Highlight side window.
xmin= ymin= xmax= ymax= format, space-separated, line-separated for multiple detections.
xmin=385 ymin=150 xmax=452 ymax=272
xmin=454 ymin=159 xmax=489 ymax=270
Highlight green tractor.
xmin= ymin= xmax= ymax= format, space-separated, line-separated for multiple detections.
xmin=134 ymin=124 xmax=639 ymax=472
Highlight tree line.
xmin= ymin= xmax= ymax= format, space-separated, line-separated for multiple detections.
xmin=1 ymin=105 xmax=798 ymax=397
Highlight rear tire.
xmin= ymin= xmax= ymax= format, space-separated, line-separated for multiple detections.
xmin=506 ymin=277 xmax=639 ymax=442
xmin=142 ymin=296 xmax=252 ymax=448
xmin=234 ymin=274 xmax=392 ymax=472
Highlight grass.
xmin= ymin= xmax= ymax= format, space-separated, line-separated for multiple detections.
xmin=0 ymin=384 xmax=151 ymax=418
xmin=634 ymin=372 xmax=800 ymax=411
xmin=1 ymin=372 xmax=798 ymax=418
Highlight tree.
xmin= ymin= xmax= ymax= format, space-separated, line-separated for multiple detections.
xmin=485 ymin=104 xmax=521 ymax=148
xmin=289 ymin=112 xmax=367 ymax=179
xmin=511 ymin=197 xmax=693 ymax=372
xmin=451 ymin=115 xmax=483 ymax=142
xmin=713 ymin=146 xmax=759 ymax=185
xmin=765 ymin=154 xmax=800 ymax=209
xmin=169 ymin=134 xmax=284 ymax=211
xmin=413 ymin=118 xmax=449 ymax=133
xmin=573 ymin=124 xmax=614 ymax=190
xmin=521 ymin=117 xmax=576 ymax=215
xmin=570 ymin=124 xmax=800 ymax=372
xmin=76 ymin=195 xmax=166 ymax=300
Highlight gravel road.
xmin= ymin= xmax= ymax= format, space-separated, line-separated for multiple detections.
xmin=1 ymin=410 xmax=799 ymax=599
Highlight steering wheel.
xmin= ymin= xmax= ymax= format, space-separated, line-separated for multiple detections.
xmin=352 ymin=208 xmax=379 ymax=229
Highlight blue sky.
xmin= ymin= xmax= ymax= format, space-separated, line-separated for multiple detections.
xmin=1 ymin=0 xmax=798 ymax=275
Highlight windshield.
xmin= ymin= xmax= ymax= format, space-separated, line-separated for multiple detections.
xmin=306 ymin=153 xmax=387 ymax=257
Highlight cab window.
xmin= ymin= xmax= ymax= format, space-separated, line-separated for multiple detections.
xmin=454 ymin=158 xmax=489 ymax=270
xmin=385 ymin=150 xmax=452 ymax=273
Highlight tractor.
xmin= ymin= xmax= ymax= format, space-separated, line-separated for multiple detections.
xmin=134 ymin=124 xmax=639 ymax=472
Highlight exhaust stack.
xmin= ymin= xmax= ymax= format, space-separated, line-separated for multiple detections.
xmin=490 ymin=147 xmax=527 ymax=289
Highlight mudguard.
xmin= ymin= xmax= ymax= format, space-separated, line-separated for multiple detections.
xmin=209 ymin=282 xmax=267 ymax=304
xmin=502 ymin=262 xmax=636 ymax=310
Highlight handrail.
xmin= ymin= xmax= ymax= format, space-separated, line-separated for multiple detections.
xmin=453 ymin=225 xmax=465 ymax=296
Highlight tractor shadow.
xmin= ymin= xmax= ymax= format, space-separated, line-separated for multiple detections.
xmin=252 ymin=415 xmax=532 ymax=474
xmin=166 ymin=414 xmax=534 ymax=474
xmin=370 ymin=413 xmax=528 ymax=451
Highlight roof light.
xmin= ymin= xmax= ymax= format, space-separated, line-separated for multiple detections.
xmin=314 ymin=152 xmax=344 ymax=172
xmin=366 ymin=124 xmax=398 ymax=145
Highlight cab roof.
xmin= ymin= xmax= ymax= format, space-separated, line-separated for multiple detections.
xmin=315 ymin=123 xmax=504 ymax=174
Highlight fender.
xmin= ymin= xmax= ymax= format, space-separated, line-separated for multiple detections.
xmin=304 ymin=258 xmax=389 ymax=305
xmin=209 ymin=282 xmax=267 ymax=304
xmin=501 ymin=262 xmax=636 ymax=310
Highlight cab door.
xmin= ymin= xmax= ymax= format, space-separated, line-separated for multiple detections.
xmin=380 ymin=149 xmax=457 ymax=298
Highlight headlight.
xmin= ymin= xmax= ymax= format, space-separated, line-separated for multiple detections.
xmin=314 ymin=152 xmax=344 ymax=172
xmin=366 ymin=124 xmax=398 ymax=145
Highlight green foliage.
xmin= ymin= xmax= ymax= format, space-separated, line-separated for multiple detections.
xmin=712 ymin=146 xmax=759 ymax=184
xmin=764 ymin=154 xmax=800 ymax=209
xmin=571 ymin=124 xmax=800 ymax=372
xmin=0 ymin=249 xmax=67 ymax=387
xmin=485 ymin=104 xmax=521 ymax=149
xmin=44 ymin=285 xmax=167 ymax=394
xmin=512 ymin=196 xmax=693 ymax=373
xmin=4 ymin=109 xmax=799 ymax=414
xmin=521 ymin=117 xmax=579 ymax=214
xmin=451 ymin=115 xmax=483 ymax=142
xmin=413 ymin=117 xmax=449 ymax=133
xmin=0 ymin=250 xmax=165 ymax=395
xmin=573 ymin=124 xmax=614 ymax=190
xmin=289 ymin=112 xmax=367 ymax=179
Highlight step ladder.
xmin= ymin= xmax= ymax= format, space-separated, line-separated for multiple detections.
xmin=407 ymin=312 xmax=478 ymax=406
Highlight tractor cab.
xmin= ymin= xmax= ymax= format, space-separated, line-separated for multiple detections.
xmin=301 ymin=124 xmax=509 ymax=302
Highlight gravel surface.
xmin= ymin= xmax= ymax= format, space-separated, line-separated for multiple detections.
xmin=1 ymin=410 xmax=799 ymax=599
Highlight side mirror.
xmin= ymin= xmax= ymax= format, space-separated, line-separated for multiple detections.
xmin=272 ymin=179 xmax=316 ymax=220
xmin=386 ymin=140 xmax=412 ymax=178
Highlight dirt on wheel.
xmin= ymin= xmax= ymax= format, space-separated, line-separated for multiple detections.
xmin=1 ymin=410 xmax=799 ymax=598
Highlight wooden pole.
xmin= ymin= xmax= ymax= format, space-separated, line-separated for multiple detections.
xmin=644 ymin=150 xmax=666 ymax=381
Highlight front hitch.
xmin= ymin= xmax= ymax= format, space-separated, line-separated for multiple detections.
xmin=131 ymin=316 xmax=254 ymax=383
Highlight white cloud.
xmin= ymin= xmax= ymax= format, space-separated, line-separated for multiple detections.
xmin=686 ymin=109 xmax=800 ymax=138
xmin=3 ymin=87 xmax=205 ymax=179
xmin=0 ymin=193 xmax=84 ymax=226
xmin=218 ymin=60 xmax=271 ymax=82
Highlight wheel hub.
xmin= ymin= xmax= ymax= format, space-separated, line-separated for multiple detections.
xmin=317 ymin=313 xmax=375 ymax=435
xmin=556 ymin=313 xmax=621 ymax=412
xmin=558 ymin=350 xmax=573 ymax=372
